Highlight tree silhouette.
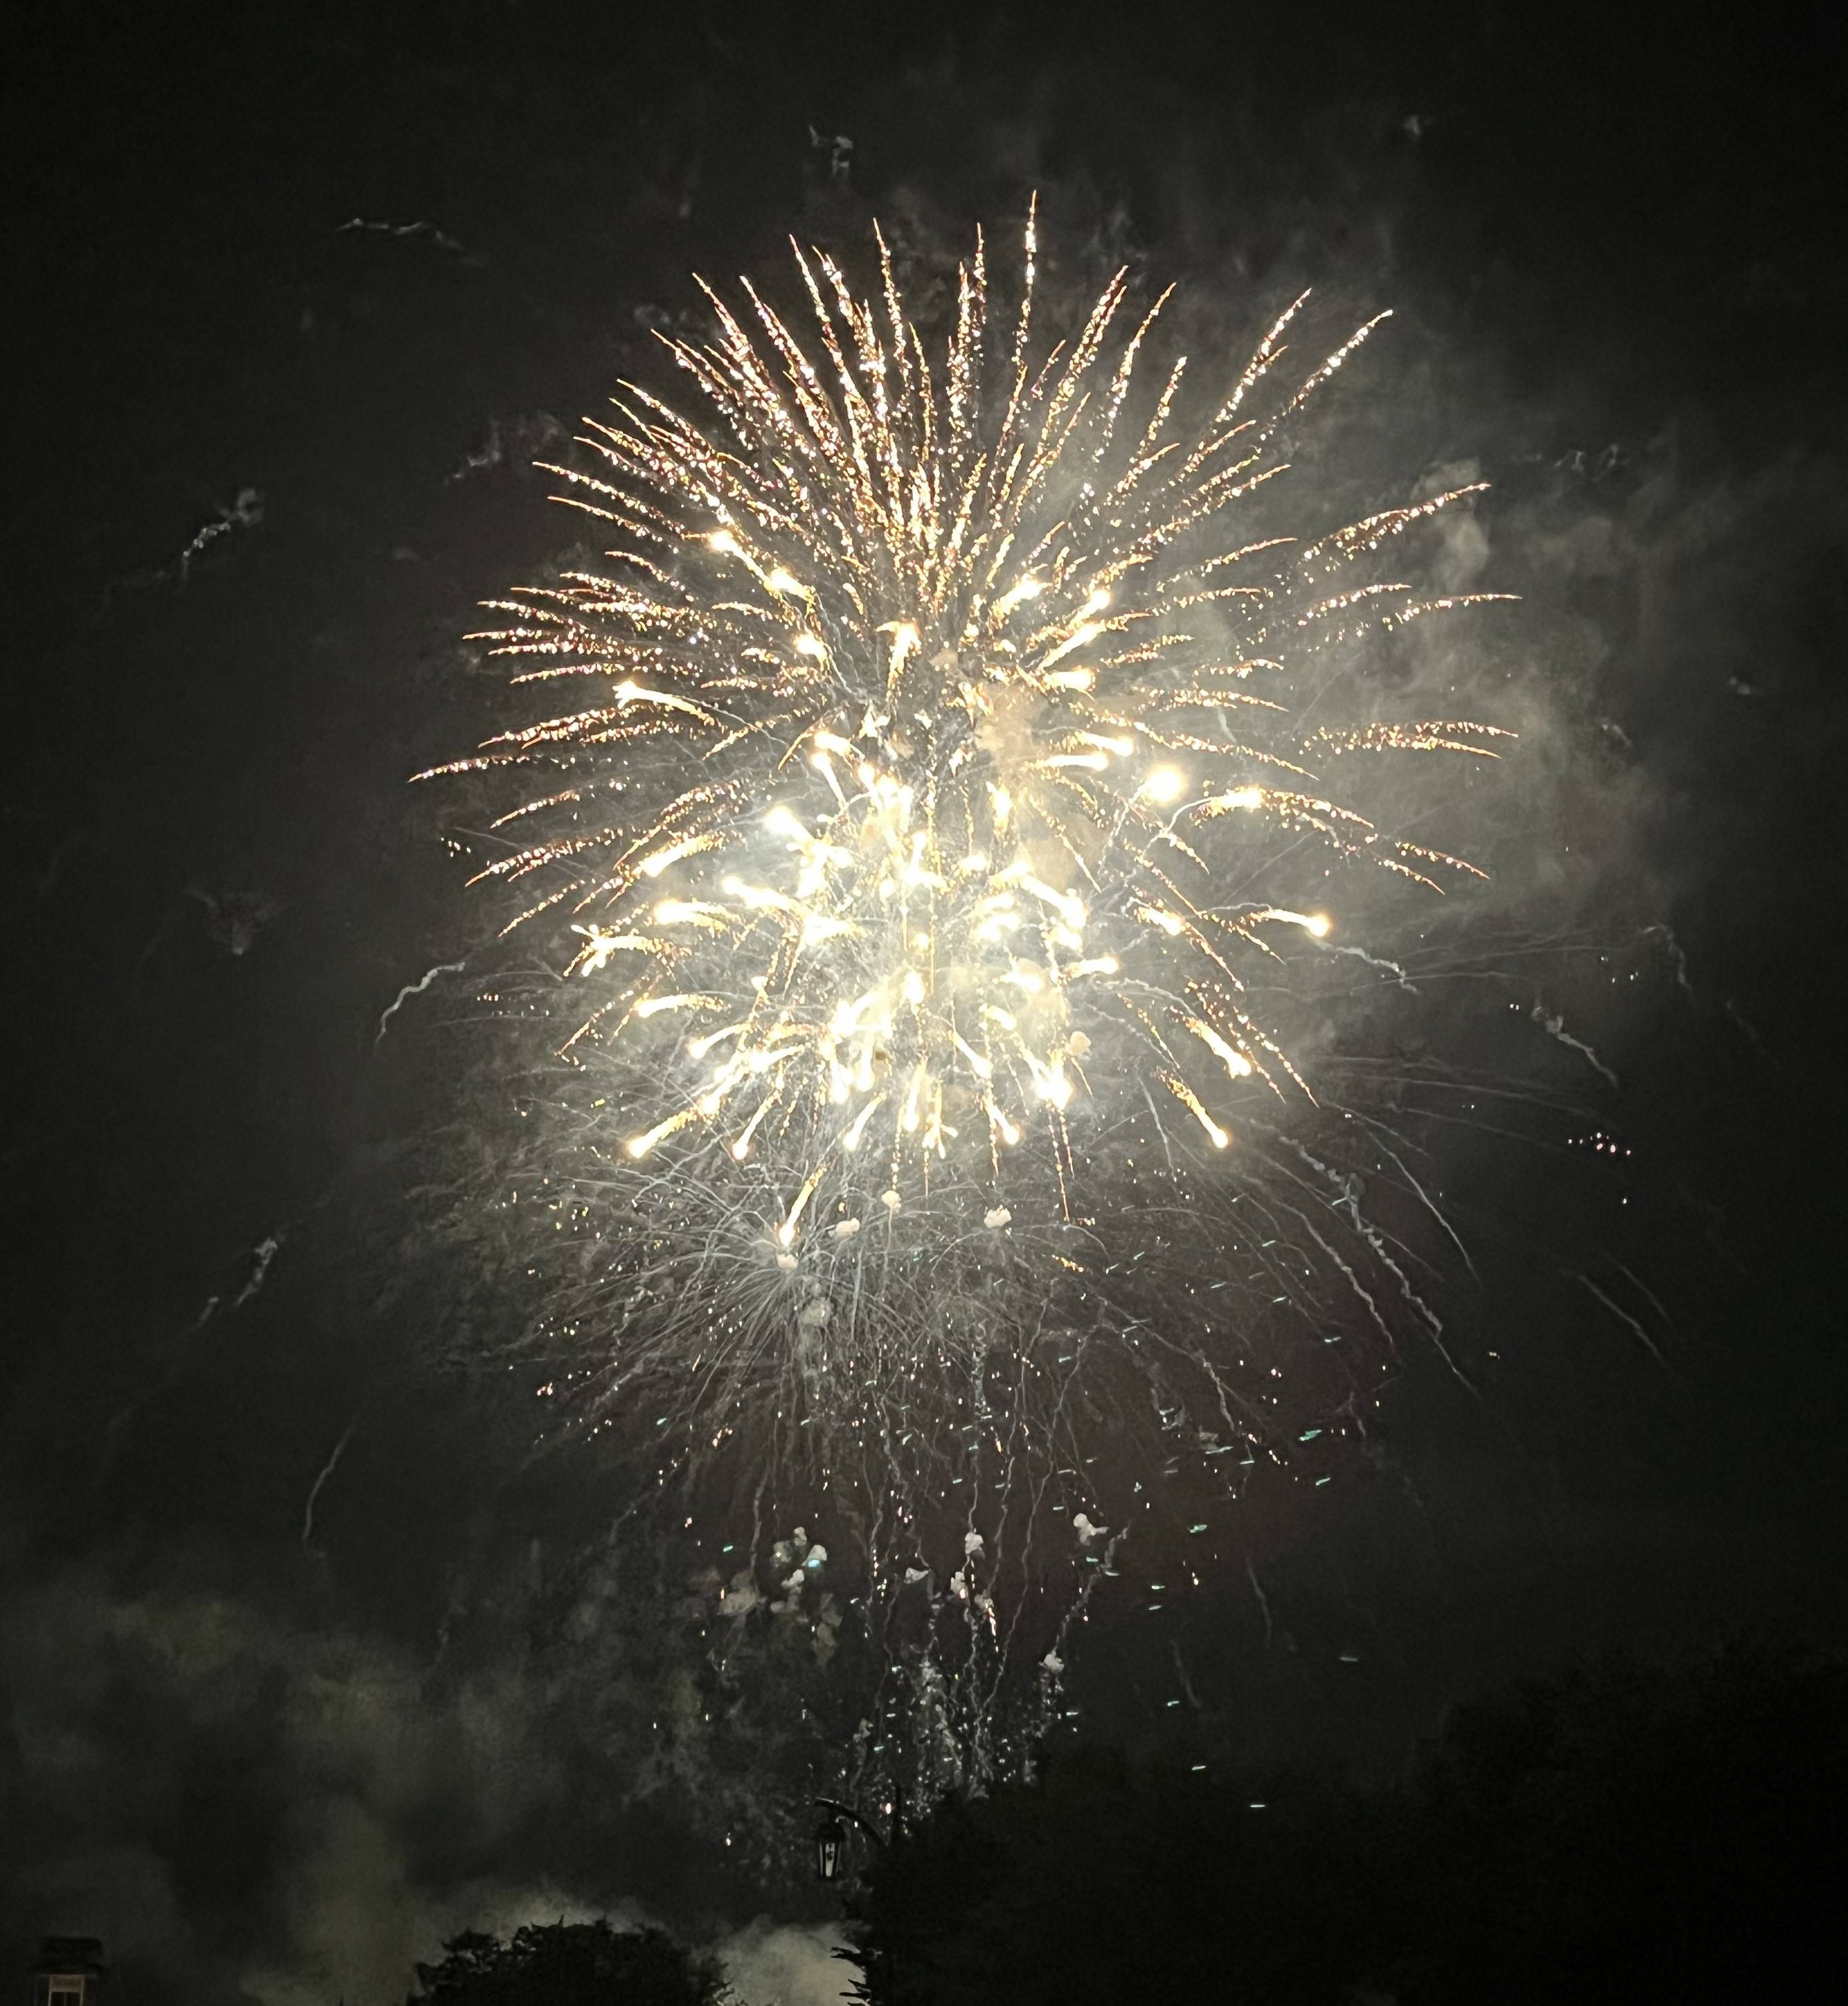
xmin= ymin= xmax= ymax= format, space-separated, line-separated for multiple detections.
xmin=837 ymin=1651 xmax=1845 ymax=2003
xmin=408 ymin=1920 xmax=722 ymax=2006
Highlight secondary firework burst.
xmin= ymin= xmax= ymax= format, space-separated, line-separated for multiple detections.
xmin=422 ymin=206 xmax=1513 ymax=1729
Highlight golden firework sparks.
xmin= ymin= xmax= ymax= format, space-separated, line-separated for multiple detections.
xmin=425 ymin=207 xmax=1511 ymax=1268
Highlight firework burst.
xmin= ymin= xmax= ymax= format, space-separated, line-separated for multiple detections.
xmin=423 ymin=204 xmax=1515 ymax=1782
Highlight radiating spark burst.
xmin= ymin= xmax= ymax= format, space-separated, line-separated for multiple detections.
xmin=423 ymin=206 xmax=1516 ymax=1788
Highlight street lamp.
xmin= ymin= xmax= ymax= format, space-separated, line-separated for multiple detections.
xmin=813 ymin=1810 xmax=850 ymax=1882
xmin=812 ymin=1795 xmax=888 ymax=1882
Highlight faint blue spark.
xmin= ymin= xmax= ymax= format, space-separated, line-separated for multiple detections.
xmin=301 ymin=1422 xmax=357 ymax=1546
xmin=1533 ymin=1001 xmax=1618 ymax=1085
xmin=375 ymin=961 xmax=466 ymax=1052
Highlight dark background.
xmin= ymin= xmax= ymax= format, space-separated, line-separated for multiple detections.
xmin=5 ymin=3 xmax=1844 ymax=2001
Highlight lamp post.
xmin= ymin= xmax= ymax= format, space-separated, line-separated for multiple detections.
xmin=812 ymin=1795 xmax=888 ymax=1882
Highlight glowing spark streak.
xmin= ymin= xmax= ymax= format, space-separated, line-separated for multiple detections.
xmin=1166 ymin=1076 xmax=1230 ymax=1149
xmin=842 ymin=1096 xmax=885 ymax=1151
xmin=779 ymin=1159 xmax=835 ymax=1244
xmin=628 ymin=1110 xmax=698 ymax=1158
xmin=632 ymin=992 xmax=723 ymax=1019
xmin=1186 ymin=1018 xmax=1256 ymax=1081
xmin=1250 ymin=907 xmax=1332 ymax=937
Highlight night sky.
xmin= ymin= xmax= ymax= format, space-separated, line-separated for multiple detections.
xmin=5 ymin=4 xmax=1845 ymax=2002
